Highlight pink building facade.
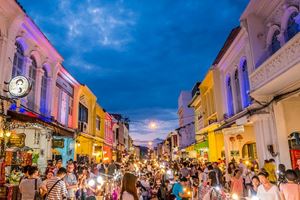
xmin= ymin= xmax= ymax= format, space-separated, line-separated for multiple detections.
xmin=0 ymin=0 xmax=80 ymax=170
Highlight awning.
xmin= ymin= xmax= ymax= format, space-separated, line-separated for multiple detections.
xmin=194 ymin=141 xmax=209 ymax=150
xmin=7 ymin=110 xmax=75 ymax=137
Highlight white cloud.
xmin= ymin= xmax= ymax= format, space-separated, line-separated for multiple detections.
xmin=56 ymin=0 xmax=136 ymax=50
xmin=32 ymin=0 xmax=136 ymax=51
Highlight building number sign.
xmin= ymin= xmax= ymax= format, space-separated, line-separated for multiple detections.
xmin=8 ymin=76 xmax=31 ymax=98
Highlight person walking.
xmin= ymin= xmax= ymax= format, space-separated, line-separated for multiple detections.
xmin=41 ymin=170 xmax=54 ymax=197
xmin=53 ymin=160 xmax=63 ymax=176
xmin=64 ymin=163 xmax=78 ymax=200
xmin=172 ymin=177 xmax=189 ymax=200
xmin=19 ymin=166 xmax=43 ymax=200
xmin=120 ymin=172 xmax=139 ymax=200
xmin=213 ymin=162 xmax=223 ymax=186
xmin=207 ymin=165 xmax=218 ymax=187
xmin=230 ymin=169 xmax=244 ymax=197
xmin=257 ymin=171 xmax=281 ymax=200
xmin=279 ymin=169 xmax=300 ymax=200
xmin=108 ymin=160 xmax=117 ymax=176
xmin=264 ymin=159 xmax=277 ymax=184
xmin=248 ymin=176 xmax=260 ymax=198
xmin=46 ymin=167 xmax=68 ymax=200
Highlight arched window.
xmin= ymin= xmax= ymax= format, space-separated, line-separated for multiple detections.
xmin=241 ymin=60 xmax=251 ymax=107
xmin=270 ymin=30 xmax=281 ymax=54
xmin=12 ymin=42 xmax=25 ymax=77
xmin=286 ymin=12 xmax=299 ymax=41
xmin=40 ymin=67 xmax=48 ymax=115
xmin=242 ymin=142 xmax=257 ymax=160
xmin=234 ymin=69 xmax=242 ymax=113
xmin=226 ymin=76 xmax=234 ymax=117
xmin=27 ymin=56 xmax=37 ymax=110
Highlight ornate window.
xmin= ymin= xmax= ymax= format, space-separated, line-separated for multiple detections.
xmin=234 ymin=69 xmax=242 ymax=113
xmin=27 ymin=56 xmax=37 ymax=110
xmin=40 ymin=68 xmax=48 ymax=115
xmin=12 ymin=42 xmax=25 ymax=77
xmin=226 ymin=76 xmax=234 ymax=117
xmin=270 ymin=30 xmax=281 ymax=54
xmin=286 ymin=12 xmax=299 ymax=41
xmin=241 ymin=60 xmax=251 ymax=107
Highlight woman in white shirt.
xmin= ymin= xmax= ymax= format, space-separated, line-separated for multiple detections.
xmin=257 ymin=171 xmax=281 ymax=200
xmin=120 ymin=173 xmax=139 ymax=200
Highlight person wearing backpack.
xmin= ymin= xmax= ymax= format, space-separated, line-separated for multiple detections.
xmin=46 ymin=167 xmax=68 ymax=200
xmin=19 ymin=166 xmax=43 ymax=200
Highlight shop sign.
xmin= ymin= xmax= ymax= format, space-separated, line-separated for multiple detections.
xmin=52 ymin=139 xmax=65 ymax=148
xmin=8 ymin=133 xmax=25 ymax=148
xmin=290 ymin=149 xmax=300 ymax=169
xmin=196 ymin=134 xmax=207 ymax=143
xmin=94 ymin=146 xmax=102 ymax=152
xmin=223 ymin=126 xmax=244 ymax=135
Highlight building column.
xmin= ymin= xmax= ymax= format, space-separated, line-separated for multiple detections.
xmin=22 ymin=56 xmax=32 ymax=107
xmin=273 ymin=102 xmax=292 ymax=168
xmin=45 ymin=77 xmax=53 ymax=116
xmin=0 ymin=35 xmax=8 ymax=95
xmin=251 ymin=112 xmax=278 ymax=167
xmin=208 ymin=132 xmax=217 ymax=162
xmin=38 ymin=129 xmax=50 ymax=173
xmin=35 ymin=68 xmax=44 ymax=113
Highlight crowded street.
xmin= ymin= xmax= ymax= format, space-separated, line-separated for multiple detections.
xmin=7 ymin=155 xmax=300 ymax=199
xmin=1 ymin=0 xmax=300 ymax=199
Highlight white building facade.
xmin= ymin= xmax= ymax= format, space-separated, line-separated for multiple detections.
xmin=177 ymin=91 xmax=195 ymax=149
xmin=241 ymin=0 xmax=300 ymax=168
xmin=213 ymin=27 xmax=258 ymax=164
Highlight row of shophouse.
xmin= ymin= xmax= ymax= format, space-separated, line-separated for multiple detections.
xmin=0 ymin=0 xmax=132 ymax=173
xmin=156 ymin=0 xmax=300 ymax=169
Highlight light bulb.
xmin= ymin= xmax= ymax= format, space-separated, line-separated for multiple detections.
xmin=5 ymin=131 xmax=11 ymax=137
xmin=97 ymin=176 xmax=104 ymax=185
xmin=232 ymin=193 xmax=239 ymax=200
xmin=88 ymin=179 xmax=95 ymax=187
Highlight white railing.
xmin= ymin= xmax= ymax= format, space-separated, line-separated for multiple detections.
xmin=250 ymin=32 xmax=300 ymax=91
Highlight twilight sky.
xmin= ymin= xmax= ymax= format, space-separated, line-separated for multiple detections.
xmin=19 ymin=0 xmax=248 ymax=142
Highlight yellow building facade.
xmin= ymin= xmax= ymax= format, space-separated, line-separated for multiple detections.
xmin=199 ymin=70 xmax=225 ymax=162
xmin=75 ymin=85 xmax=104 ymax=162
xmin=93 ymin=103 xmax=106 ymax=162
xmin=189 ymin=83 xmax=209 ymax=162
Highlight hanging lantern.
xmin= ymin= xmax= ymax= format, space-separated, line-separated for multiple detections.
xmin=236 ymin=134 xmax=243 ymax=141
xmin=229 ymin=137 xmax=235 ymax=143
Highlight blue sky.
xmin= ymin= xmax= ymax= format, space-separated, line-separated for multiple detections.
xmin=19 ymin=0 xmax=248 ymax=141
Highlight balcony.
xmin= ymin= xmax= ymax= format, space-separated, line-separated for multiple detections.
xmin=250 ymin=33 xmax=300 ymax=94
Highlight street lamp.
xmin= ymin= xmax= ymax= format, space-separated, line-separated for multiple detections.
xmin=148 ymin=121 xmax=157 ymax=130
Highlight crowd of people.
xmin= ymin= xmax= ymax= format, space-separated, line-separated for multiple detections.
xmin=118 ymin=157 xmax=300 ymax=200
xmin=16 ymin=159 xmax=119 ymax=200
xmin=11 ymin=156 xmax=300 ymax=200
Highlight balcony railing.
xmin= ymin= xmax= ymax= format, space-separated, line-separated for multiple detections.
xmin=250 ymin=32 xmax=300 ymax=91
